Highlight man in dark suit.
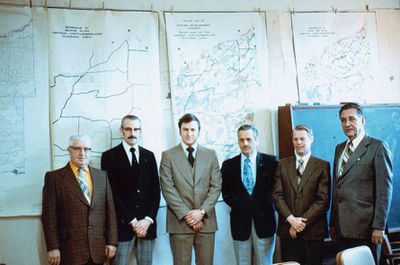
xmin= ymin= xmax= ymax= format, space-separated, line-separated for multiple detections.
xmin=101 ymin=115 xmax=160 ymax=265
xmin=221 ymin=124 xmax=278 ymax=265
xmin=272 ymin=125 xmax=330 ymax=265
xmin=160 ymin=113 xmax=222 ymax=265
xmin=330 ymin=102 xmax=393 ymax=263
xmin=41 ymin=134 xmax=118 ymax=265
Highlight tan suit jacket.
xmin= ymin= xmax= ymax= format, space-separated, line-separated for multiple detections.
xmin=41 ymin=164 xmax=118 ymax=265
xmin=272 ymin=156 xmax=331 ymax=240
xmin=160 ymin=144 xmax=222 ymax=234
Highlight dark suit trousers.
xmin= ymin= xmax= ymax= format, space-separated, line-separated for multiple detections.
xmin=281 ymin=238 xmax=324 ymax=265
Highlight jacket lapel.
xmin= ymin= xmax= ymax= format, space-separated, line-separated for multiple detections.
xmin=297 ymin=156 xmax=317 ymax=192
xmin=90 ymin=167 xmax=98 ymax=207
xmin=194 ymin=145 xmax=206 ymax=186
xmin=171 ymin=144 xmax=194 ymax=186
xmin=335 ymin=142 xmax=346 ymax=177
xmin=61 ymin=164 xmax=90 ymax=206
xmin=287 ymin=157 xmax=299 ymax=191
xmin=342 ymin=135 xmax=370 ymax=177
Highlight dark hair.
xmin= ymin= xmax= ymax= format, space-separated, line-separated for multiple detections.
xmin=339 ymin=102 xmax=363 ymax=117
xmin=178 ymin=113 xmax=201 ymax=130
xmin=293 ymin=124 xmax=313 ymax=137
xmin=121 ymin=115 xmax=141 ymax=128
xmin=237 ymin=124 xmax=258 ymax=139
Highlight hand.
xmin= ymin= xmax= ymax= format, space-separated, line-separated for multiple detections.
xmin=287 ymin=215 xmax=307 ymax=232
xmin=184 ymin=209 xmax=204 ymax=227
xmin=330 ymin=227 xmax=336 ymax=241
xmin=192 ymin=220 xmax=204 ymax=232
xmin=134 ymin=219 xmax=151 ymax=238
xmin=289 ymin=226 xmax=297 ymax=239
xmin=371 ymin=229 xmax=384 ymax=245
xmin=47 ymin=249 xmax=60 ymax=265
xmin=105 ymin=245 xmax=116 ymax=261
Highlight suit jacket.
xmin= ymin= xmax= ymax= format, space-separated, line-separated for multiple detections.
xmin=272 ymin=156 xmax=331 ymax=240
xmin=221 ymin=152 xmax=277 ymax=241
xmin=101 ymin=143 xmax=160 ymax=241
xmin=159 ymin=144 xmax=222 ymax=234
xmin=41 ymin=164 xmax=118 ymax=265
xmin=330 ymin=135 xmax=393 ymax=239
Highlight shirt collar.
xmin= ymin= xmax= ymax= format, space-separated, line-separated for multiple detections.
xmin=122 ymin=140 xmax=139 ymax=153
xmin=181 ymin=142 xmax=198 ymax=154
xmin=69 ymin=161 xmax=89 ymax=176
xmin=241 ymin=151 xmax=257 ymax=163
xmin=295 ymin=151 xmax=311 ymax=165
xmin=347 ymin=130 xmax=365 ymax=149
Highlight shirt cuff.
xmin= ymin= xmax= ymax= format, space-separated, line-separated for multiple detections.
xmin=145 ymin=216 xmax=154 ymax=224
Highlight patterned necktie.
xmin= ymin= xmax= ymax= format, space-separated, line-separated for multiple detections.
xmin=243 ymin=157 xmax=255 ymax=195
xmin=296 ymin=158 xmax=304 ymax=184
xmin=339 ymin=141 xmax=353 ymax=176
xmin=77 ymin=168 xmax=91 ymax=204
xmin=130 ymin=147 xmax=138 ymax=167
xmin=187 ymin=147 xmax=194 ymax=167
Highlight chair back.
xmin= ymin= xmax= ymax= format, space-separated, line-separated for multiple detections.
xmin=336 ymin=245 xmax=375 ymax=265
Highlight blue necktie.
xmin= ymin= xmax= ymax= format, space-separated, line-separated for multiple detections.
xmin=243 ymin=157 xmax=254 ymax=195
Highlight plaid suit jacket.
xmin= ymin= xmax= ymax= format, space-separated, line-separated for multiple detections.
xmin=41 ymin=163 xmax=118 ymax=265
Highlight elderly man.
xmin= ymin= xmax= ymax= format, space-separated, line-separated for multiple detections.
xmin=41 ymin=134 xmax=118 ymax=265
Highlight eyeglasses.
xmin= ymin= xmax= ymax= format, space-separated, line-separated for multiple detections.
xmin=69 ymin=146 xmax=92 ymax=152
xmin=122 ymin=127 xmax=141 ymax=133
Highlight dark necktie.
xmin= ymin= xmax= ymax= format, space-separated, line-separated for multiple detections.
xmin=187 ymin=147 xmax=194 ymax=167
xmin=130 ymin=147 xmax=138 ymax=167
xmin=296 ymin=158 xmax=304 ymax=184
xmin=339 ymin=141 xmax=353 ymax=176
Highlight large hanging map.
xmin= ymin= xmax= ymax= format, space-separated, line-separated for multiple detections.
xmin=0 ymin=6 xmax=50 ymax=216
xmin=292 ymin=12 xmax=380 ymax=104
xmin=165 ymin=12 xmax=270 ymax=162
xmin=49 ymin=9 xmax=163 ymax=169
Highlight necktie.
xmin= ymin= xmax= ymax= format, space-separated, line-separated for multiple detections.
xmin=339 ymin=142 xmax=353 ymax=176
xmin=130 ymin=147 xmax=138 ymax=167
xmin=243 ymin=157 xmax=254 ymax=195
xmin=77 ymin=168 xmax=91 ymax=204
xmin=187 ymin=147 xmax=194 ymax=167
xmin=296 ymin=158 xmax=304 ymax=184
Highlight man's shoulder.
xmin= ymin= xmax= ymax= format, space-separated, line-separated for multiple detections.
xmin=222 ymin=154 xmax=240 ymax=166
xmin=139 ymin=146 xmax=155 ymax=156
xmin=258 ymin=152 xmax=277 ymax=161
xmin=310 ymin=155 xmax=330 ymax=166
xmin=102 ymin=143 xmax=123 ymax=155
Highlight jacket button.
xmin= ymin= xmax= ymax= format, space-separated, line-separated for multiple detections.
xmin=135 ymin=205 xmax=139 ymax=208
xmin=137 ymin=189 xmax=140 ymax=193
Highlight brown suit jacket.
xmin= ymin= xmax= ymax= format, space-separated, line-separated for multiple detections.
xmin=41 ymin=164 xmax=118 ymax=265
xmin=160 ymin=144 xmax=222 ymax=234
xmin=272 ymin=156 xmax=331 ymax=240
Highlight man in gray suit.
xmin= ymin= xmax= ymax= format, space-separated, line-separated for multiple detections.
xmin=160 ymin=113 xmax=222 ymax=265
xmin=330 ymin=102 xmax=393 ymax=263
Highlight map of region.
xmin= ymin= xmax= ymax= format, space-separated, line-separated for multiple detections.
xmin=49 ymin=10 xmax=163 ymax=168
xmin=0 ymin=16 xmax=34 ymax=178
xmin=293 ymin=12 xmax=379 ymax=104
xmin=300 ymin=27 xmax=374 ymax=103
xmin=166 ymin=13 xmax=269 ymax=162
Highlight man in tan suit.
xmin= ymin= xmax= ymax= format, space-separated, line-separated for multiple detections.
xmin=160 ymin=113 xmax=222 ymax=265
xmin=272 ymin=125 xmax=330 ymax=265
xmin=41 ymin=134 xmax=118 ymax=265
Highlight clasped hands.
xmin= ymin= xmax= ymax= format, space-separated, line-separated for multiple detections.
xmin=131 ymin=218 xmax=151 ymax=238
xmin=185 ymin=209 xmax=205 ymax=232
xmin=287 ymin=215 xmax=308 ymax=239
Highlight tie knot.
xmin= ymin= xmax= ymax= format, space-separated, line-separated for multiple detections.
xmin=130 ymin=147 xmax=135 ymax=154
xmin=298 ymin=159 xmax=304 ymax=165
xmin=187 ymin=147 xmax=194 ymax=153
xmin=245 ymin=157 xmax=251 ymax=164
xmin=78 ymin=168 xmax=84 ymax=174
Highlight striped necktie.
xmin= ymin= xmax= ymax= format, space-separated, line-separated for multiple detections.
xmin=297 ymin=158 xmax=304 ymax=184
xmin=77 ymin=168 xmax=91 ymax=204
xmin=339 ymin=142 xmax=353 ymax=177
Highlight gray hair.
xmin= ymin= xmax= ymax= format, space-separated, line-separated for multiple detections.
xmin=69 ymin=134 xmax=91 ymax=146
xmin=237 ymin=124 xmax=259 ymax=140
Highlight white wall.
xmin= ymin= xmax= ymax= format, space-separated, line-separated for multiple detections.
xmin=0 ymin=0 xmax=399 ymax=265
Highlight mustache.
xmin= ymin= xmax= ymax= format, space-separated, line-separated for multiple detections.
xmin=128 ymin=136 xmax=137 ymax=139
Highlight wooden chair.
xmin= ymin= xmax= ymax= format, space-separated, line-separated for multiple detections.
xmin=381 ymin=234 xmax=400 ymax=265
xmin=336 ymin=245 xmax=375 ymax=265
